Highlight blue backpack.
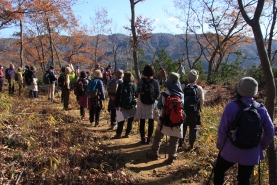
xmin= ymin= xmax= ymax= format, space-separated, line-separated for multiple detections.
xmin=86 ymin=79 xmax=99 ymax=97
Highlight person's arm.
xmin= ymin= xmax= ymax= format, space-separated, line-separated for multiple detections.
xmin=197 ymin=85 xmax=205 ymax=108
xmin=154 ymin=80 xmax=160 ymax=99
xmin=260 ymin=107 xmax=275 ymax=150
xmin=98 ymin=80 xmax=105 ymax=100
xmin=136 ymin=79 xmax=142 ymax=97
xmin=115 ymin=84 xmax=122 ymax=108
xmin=157 ymin=95 xmax=163 ymax=109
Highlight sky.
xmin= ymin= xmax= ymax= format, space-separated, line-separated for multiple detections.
xmin=0 ymin=0 xmax=182 ymax=38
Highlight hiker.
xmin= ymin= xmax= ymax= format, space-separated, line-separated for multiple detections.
xmin=6 ymin=64 xmax=16 ymax=95
xmin=46 ymin=66 xmax=58 ymax=102
xmin=0 ymin=65 xmax=4 ymax=92
xmin=107 ymin=69 xmax=124 ymax=130
xmin=103 ymin=65 xmax=112 ymax=85
xmin=136 ymin=65 xmax=160 ymax=144
xmin=213 ymin=77 xmax=275 ymax=185
xmin=17 ymin=67 xmax=24 ymax=97
xmin=76 ymin=71 xmax=89 ymax=120
xmin=28 ymin=66 xmax=38 ymax=99
xmin=179 ymin=69 xmax=205 ymax=150
xmin=24 ymin=65 xmax=33 ymax=97
xmin=158 ymin=67 xmax=167 ymax=87
xmin=58 ymin=67 xmax=66 ymax=103
xmin=114 ymin=72 xmax=137 ymax=139
xmin=178 ymin=62 xmax=185 ymax=79
xmin=63 ymin=66 xmax=72 ymax=110
xmin=146 ymin=72 xmax=184 ymax=165
xmin=88 ymin=69 xmax=105 ymax=126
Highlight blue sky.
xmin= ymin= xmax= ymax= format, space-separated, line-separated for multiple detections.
xmin=0 ymin=0 xmax=181 ymax=38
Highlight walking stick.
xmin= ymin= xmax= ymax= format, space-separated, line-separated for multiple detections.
xmin=206 ymin=152 xmax=220 ymax=185
xmin=165 ymin=135 xmax=167 ymax=158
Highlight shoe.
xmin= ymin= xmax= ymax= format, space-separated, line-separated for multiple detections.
xmin=165 ymin=156 xmax=176 ymax=165
xmin=95 ymin=122 xmax=99 ymax=127
xmin=81 ymin=116 xmax=88 ymax=120
xmin=146 ymin=152 xmax=159 ymax=160
xmin=113 ymin=134 xmax=121 ymax=139
xmin=141 ymin=137 xmax=146 ymax=144
xmin=64 ymin=108 xmax=71 ymax=110
xmin=122 ymin=134 xmax=129 ymax=138
xmin=146 ymin=137 xmax=151 ymax=144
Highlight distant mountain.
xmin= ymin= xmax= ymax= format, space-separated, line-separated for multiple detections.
xmin=0 ymin=33 xmax=275 ymax=70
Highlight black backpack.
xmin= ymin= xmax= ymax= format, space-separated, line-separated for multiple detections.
xmin=183 ymin=84 xmax=200 ymax=114
xmin=43 ymin=71 xmax=51 ymax=84
xmin=140 ymin=78 xmax=156 ymax=105
xmin=74 ymin=79 xmax=88 ymax=96
xmin=24 ymin=70 xmax=33 ymax=85
xmin=229 ymin=100 xmax=262 ymax=149
xmin=58 ymin=74 xmax=65 ymax=88
xmin=120 ymin=83 xmax=136 ymax=110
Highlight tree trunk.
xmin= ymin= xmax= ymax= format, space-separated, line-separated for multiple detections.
xmin=46 ymin=18 xmax=54 ymax=67
xmin=130 ymin=0 xmax=141 ymax=79
xmin=253 ymin=23 xmax=277 ymax=185
xmin=19 ymin=19 xmax=24 ymax=68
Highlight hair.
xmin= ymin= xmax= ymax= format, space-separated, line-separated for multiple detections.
xmin=61 ymin=66 xmax=65 ymax=73
xmin=142 ymin=64 xmax=155 ymax=77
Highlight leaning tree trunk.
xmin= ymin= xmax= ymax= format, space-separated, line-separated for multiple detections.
xmin=20 ymin=19 xmax=24 ymax=68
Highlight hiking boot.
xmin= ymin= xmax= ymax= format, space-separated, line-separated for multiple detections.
xmin=146 ymin=137 xmax=151 ymax=144
xmin=165 ymin=156 xmax=176 ymax=165
xmin=95 ymin=122 xmax=99 ymax=127
xmin=141 ymin=137 xmax=146 ymax=144
xmin=113 ymin=134 xmax=121 ymax=139
xmin=64 ymin=107 xmax=71 ymax=111
xmin=122 ymin=134 xmax=129 ymax=138
xmin=146 ymin=152 xmax=158 ymax=160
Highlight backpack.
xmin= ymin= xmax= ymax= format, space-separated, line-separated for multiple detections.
xmin=140 ymin=78 xmax=156 ymax=105
xmin=229 ymin=100 xmax=262 ymax=149
xmin=108 ymin=79 xmax=119 ymax=96
xmin=14 ymin=73 xmax=18 ymax=81
xmin=58 ymin=74 xmax=65 ymax=88
xmin=24 ymin=70 xmax=32 ymax=85
xmin=5 ymin=68 xmax=10 ymax=79
xmin=43 ymin=71 xmax=51 ymax=84
xmin=74 ymin=79 xmax=88 ymax=96
xmin=183 ymin=84 xmax=200 ymax=114
xmin=86 ymin=79 xmax=99 ymax=98
xmin=160 ymin=92 xmax=185 ymax=128
xmin=120 ymin=83 xmax=136 ymax=110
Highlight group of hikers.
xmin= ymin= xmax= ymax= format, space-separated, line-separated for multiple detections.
xmin=0 ymin=61 xmax=275 ymax=185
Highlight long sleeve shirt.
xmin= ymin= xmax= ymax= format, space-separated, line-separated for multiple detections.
xmin=216 ymin=97 xmax=275 ymax=165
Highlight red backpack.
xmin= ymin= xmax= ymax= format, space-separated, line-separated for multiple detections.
xmin=160 ymin=92 xmax=186 ymax=128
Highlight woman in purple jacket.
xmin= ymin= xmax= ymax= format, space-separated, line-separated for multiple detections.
xmin=214 ymin=77 xmax=275 ymax=185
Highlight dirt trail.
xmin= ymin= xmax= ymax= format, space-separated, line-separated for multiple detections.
xmin=51 ymin=98 xmax=201 ymax=185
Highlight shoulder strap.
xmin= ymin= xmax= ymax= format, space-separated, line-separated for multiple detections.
xmin=161 ymin=92 xmax=169 ymax=98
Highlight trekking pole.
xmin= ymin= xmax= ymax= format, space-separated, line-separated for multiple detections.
xmin=258 ymin=160 xmax=261 ymax=185
xmin=206 ymin=152 xmax=220 ymax=185
xmin=165 ymin=135 xmax=167 ymax=159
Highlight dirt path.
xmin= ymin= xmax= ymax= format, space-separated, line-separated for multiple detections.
xmin=48 ymin=95 xmax=202 ymax=185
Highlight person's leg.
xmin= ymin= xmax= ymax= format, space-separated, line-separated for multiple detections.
xmin=179 ymin=125 xmax=188 ymax=147
xmin=237 ymin=164 xmax=254 ymax=185
xmin=95 ymin=106 xmax=101 ymax=126
xmin=213 ymin=154 xmax=235 ymax=185
xmin=140 ymin=119 xmax=146 ymax=142
xmin=147 ymin=119 xmax=154 ymax=144
xmin=125 ymin=117 xmax=134 ymax=137
xmin=11 ymin=80 xmax=15 ymax=94
xmin=147 ymin=129 xmax=164 ymax=158
xmin=63 ymin=89 xmax=70 ymax=109
xmin=167 ymin=136 xmax=179 ymax=163
xmin=80 ymin=106 xmax=85 ymax=117
xmin=0 ymin=80 xmax=2 ymax=92
xmin=47 ymin=84 xmax=51 ymax=100
xmin=115 ymin=120 xmax=124 ymax=137
xmin=8 ymin=79 xmax=11 ymax=94
xmin=51 ymin=83 xmax=55 ymax=101
xmin=34 ymin=91 xmax=38 ymax=98
xmin=110 ymin=109 xmax=116 ymax=127
xmin=89 ymin=107 xmax=95 ymax=124
xmin=189 ymin=125 xmax=198 ymax=149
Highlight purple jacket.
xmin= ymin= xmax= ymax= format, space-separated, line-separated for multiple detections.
xmin=217 ymin=97 xmax=274 ymax=165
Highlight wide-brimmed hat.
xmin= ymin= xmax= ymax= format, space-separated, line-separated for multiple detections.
xmin=188 ymin=69 xmax=199 ymax=82
xmin=123 ymin=72 xmax=134 ymax=82
xmin=93 ymin=70 xmax=103 ymax=78
xmin=167 ymin=72 xmax=180 ymax=84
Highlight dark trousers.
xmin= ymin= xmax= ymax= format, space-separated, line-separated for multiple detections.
xmin=0 ymin=79 xmax=3 ymax=92
xmin=179 ymin=125 xmax=198 ymax=148
xmin=89 ymin=106 xmax=101 ymax=124
xmin=140 ymin=119 xmax=154 ymax=138
xmin=110 ymin=109 xmax=116 ymax=126
xmin=63 ymin=89 xmax=70 ymax=108
xmin=116 ymin=117 xmax=134 ymax=136
xmin=213 ymin=154 xmax=254 ymax=185
xmin=80 ymin=106 xmax=85 ymax=117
